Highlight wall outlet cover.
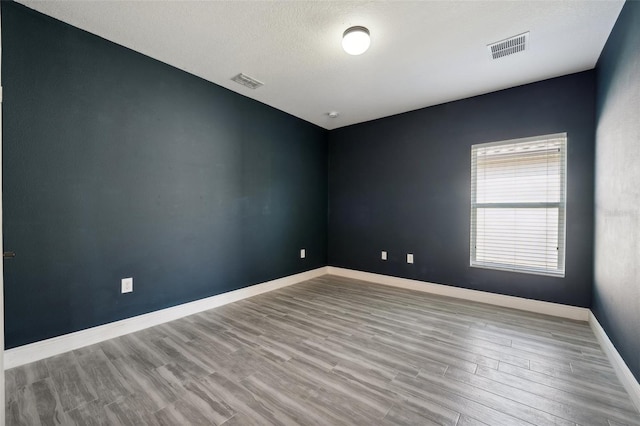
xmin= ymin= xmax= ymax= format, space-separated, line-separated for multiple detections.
xmin=407 ymin=254 xmax=414 ymax=264
xmin=381 ymin=251 xmax=387 ymax=260
xmin=300 ymin=249 xmax=306 ymax=259
xmin=121 ymin=277 xmax=133 ymax=293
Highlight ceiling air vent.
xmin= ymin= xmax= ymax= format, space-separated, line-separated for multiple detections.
xmin=231 ymin=73 xmax=264 ymax=89
xmin=487 ymin=32 xmax=529 ymax=60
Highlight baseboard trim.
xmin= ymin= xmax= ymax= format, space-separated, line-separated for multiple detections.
xmin=327 ymin=267 xmax=640 ymax=410
xmin=4 ymin=267 xmax=328 ymax=370
xmin=589 ymin=312 xmax=640 ymax=413
xmin=6 ymin=264 xmax=639 ymax=413
xmin=326 ymin=267 xmax=590 ymax=321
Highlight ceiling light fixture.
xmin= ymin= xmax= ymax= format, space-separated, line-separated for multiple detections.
xmin=328 ymin=111 xmax=339 ymax=118
xmin=342 ymin=26 xmax=370 ymax=55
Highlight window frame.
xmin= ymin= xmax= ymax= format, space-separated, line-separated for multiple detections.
xmin=470 ymin=133 xmax=567 ymax=277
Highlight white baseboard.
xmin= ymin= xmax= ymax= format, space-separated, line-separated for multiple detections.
xmin=12 ymin=261 xmax=640 ymax=419
xmin=327 ymin=267 xmax=590 ymax=322
xmin=328 ymin=267 xmax=640 ymax=411
xmin=589 ymin=312 xmax=640 ymax=413
xmin=4 ymin=267 xmax=328 ymax=370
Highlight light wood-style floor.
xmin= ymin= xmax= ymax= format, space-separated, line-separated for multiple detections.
xmin=5 ymin=275 xmax=640 ymax=425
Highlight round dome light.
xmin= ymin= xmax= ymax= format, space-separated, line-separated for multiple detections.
xmin=342 ymin=26 xmax=370 ymax=56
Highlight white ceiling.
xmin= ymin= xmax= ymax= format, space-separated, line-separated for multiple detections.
xmin=18 ymin=1 xmax=624 ymax=130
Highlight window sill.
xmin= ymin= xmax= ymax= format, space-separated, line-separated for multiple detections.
xmin=470 ymin=262 xmax=565 ymax=278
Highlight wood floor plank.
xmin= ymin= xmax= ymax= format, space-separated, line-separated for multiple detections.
xmin=475 ymin=365 xmax=640 ymax=425
xmin=5 ymin=360 xmax=49 ymax=397
xmin=75 ymin=350 xmax=134 ymax=405
xmin=388 ymin=372 xmax=534 ymax=426
xmin=382 ymin=402 xmax=453 ymax=426
xmin=155 ymin=397 xmax=214 ymax=426
xmin=6 ymin=384 xmax=42 ymax=426
xmin=457 ymin=414 xmax=491 ymax=426
xmin=5 ymin=275 xmax=640 ymax=425
xmin=280 ymin=355 xmax=398 ymax=419
xmin=103 ymin=393 xmax=162 ymax=426
xmin=218 ymin=411 xmax=261 ymax=426
xmin=31 ymin=377 xmax=68 ymax=426
xmin=444 ymin=366 xmax=607 ymax=425
xmin=387 ymin=393 xmax=461 ymax=425
xmin=200 ymin=372 xmax=298 ymax=426
xmin=47 ymin=362 xmax=97 ymax=413
xmin=177 ymin=379 xmax=236 ymax=424
xmin=239 ymin=374 xmax=328 ymax=426
xmin=497 ymin=361 xmax=636 ymax=410
xmin=66 ymin=399 xmax=114 ymax=426
xmin=109 ymin=357 xmax=181 ymax=413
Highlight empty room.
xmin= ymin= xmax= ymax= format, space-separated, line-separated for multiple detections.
xmin=1 ymin=0 xmax=639 ymax=425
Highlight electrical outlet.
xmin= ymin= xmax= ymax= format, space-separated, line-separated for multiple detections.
xmin=381 ymin=251 xmax=387 ymax=260
xmin=121 ymin=277 xmax=133 ymax=293
xmin=407 ymin=253 xmax=414 ymax=264
xmin=300 ymin=248 xmax=306 ymax=259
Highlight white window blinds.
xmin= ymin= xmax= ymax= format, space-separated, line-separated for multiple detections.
xmin=470 ymin=133 xmax=567 ymax=277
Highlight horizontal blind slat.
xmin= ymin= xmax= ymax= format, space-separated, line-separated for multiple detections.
xmin=470 ymin=133 xmax=566 ymax=276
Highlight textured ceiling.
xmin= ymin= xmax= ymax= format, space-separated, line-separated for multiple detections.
xmin=18 ymin=1 xmax=624 ymax=130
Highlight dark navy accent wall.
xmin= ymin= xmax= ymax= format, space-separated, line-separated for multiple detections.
xmin=2 ymin=1 xmax=327 ymax=349
xmin=328 ymin=71 xmax=595 ymax=307
xmin=593 ymin=0 xmax=640 ymax=381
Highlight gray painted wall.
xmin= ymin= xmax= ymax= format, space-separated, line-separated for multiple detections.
xmin=593 ymin=0 xmax=640 ymax=381
xmin=2 ymin=2 xmax=327 ymax=349
xmin=329 ymin=71 xmax=596 ymax=308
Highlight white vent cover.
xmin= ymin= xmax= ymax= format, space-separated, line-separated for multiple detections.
xmin=231 ymin=73 xmax=264 ymax=89
xmin=487 ymin=32 xmax=529 ymax=59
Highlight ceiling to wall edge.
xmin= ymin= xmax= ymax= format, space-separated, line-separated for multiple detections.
xmin=10 ymin=1 xmax=625 ymax=131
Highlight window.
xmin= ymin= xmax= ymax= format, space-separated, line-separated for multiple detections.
xmin=470 ymin=133 xmax=566 ymax=277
